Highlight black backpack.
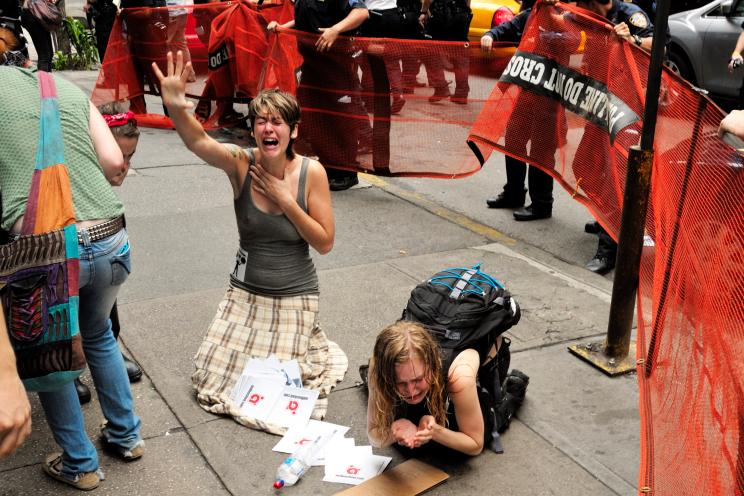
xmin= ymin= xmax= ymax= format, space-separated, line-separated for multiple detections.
xmin=402 ymin=264 xmax=520 ymax=373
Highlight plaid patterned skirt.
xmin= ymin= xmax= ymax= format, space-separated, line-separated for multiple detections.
xmin=191 ymin=285 xmax=348 ymax=434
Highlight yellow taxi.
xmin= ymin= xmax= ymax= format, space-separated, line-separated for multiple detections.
xmin=468 ymin=0 xmax=521 ymax=42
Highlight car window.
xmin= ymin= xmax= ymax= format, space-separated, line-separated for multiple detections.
xmin=732 ymin=0 xmax=744 ymax=16
xmin=670 ymin=0 xmax=715 ymax=14
xmin=705 ymin=1 xmax=735 ymax=17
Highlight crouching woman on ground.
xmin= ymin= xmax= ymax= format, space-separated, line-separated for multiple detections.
xmin=153 ymin=51 xmax=346 ymax=431
xmin=367 ymin=321 xmax=489 ymax=456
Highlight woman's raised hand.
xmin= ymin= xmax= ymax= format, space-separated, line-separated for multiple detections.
xmin=151 ymin=51 xmax=194 ymax=112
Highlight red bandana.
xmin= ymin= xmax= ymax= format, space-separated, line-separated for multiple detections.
xmin=103 ymin=111 xmax=137 ymax=128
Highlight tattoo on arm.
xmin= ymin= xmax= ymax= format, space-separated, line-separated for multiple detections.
xmin=226 ymin=144 xmax=247 ymax=161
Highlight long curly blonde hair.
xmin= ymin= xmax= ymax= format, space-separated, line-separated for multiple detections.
xmin=369 ymin=321 xmax=447 ymax=437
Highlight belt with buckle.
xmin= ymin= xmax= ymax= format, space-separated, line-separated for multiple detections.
xmin=77 ymin=215 xmax=126 ymax=244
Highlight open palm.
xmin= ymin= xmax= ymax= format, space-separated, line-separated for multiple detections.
xmin=151 ymin=51 xmax=194 ymax=111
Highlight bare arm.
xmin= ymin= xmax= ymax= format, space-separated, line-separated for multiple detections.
xmin=421 ymin=351 xmax=484 ymax=455
xmin=316 ymin=8 xmax=369 ymax=51
xmin=89 ymin=101 xmax=127 ymax=186
xmin=152 ymin=51 xmax=249 ymax=195
xmin=249 ymin=159 xmax=335 ymax=253
xmin=0 ymin=305 xmax=32 ymax=460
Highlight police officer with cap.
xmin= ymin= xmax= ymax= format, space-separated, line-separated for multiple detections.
xmin=568 ymin=0 xmax=654 ymax=274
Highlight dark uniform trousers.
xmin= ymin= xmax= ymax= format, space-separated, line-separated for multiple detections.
xmin=361 ymin=8 xmax=405 ymax=98
xmin=502 ymin=91 xmax=559 ymax=210
xmin=425 ymin=0 xmax=472 ymax=97
xmin=296 ymin=44 xmax=363 ymax=169
xmin=576 ymin=1 xmax=654 ymax=262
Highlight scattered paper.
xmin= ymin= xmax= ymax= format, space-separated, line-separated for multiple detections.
xmin=273 ymin=420 xmax=350 ymax=465
xmin=323 ymin=447 xmax=391 ymax=485
xmin=229 ymin=374 xmax=318 ymax=429
xmin=239 ymin=356 xmax=303 ymax=388
xmin=267 ymin=387 xmax=320 ymax=430
xmin=314 ymin=436 xmax=355 ymax=466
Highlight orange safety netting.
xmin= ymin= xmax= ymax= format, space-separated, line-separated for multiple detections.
xmin=91 ymin=0 xmax=516 ymax=177
xmin=468 ymin=3 xmax=744 ymax=494
xmin=91 ymin=1 xmax=744 ymax=491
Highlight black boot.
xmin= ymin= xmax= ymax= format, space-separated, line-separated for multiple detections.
xmin=123 ymin=354 xmax=143 ymax=383
xmin=486 ymin=189 xmax=526 ymax=209
xmin=75 ymin=378 xmax=91 ymax=405
xmin=494 ymin=369 xmax=529 ymax=433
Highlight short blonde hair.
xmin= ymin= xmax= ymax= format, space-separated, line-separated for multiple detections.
xmin=248 ymin=89 xmax=301 ymax=160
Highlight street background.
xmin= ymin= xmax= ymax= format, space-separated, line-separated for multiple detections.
xmin=0 ymin=70 xmax=641 ymax=496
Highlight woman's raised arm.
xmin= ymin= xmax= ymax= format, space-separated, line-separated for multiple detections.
xmin=152 ymin=51 xmax=249 ymax=196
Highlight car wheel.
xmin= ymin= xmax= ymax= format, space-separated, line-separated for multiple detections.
xmin=666 ymin=49 xmax=695 ymax=85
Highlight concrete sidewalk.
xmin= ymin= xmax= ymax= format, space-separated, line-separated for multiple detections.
xmin=0 ymin=71 xmax=639 ymax=496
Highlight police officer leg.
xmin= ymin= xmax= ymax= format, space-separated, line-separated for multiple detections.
xmin=526 ymin=165 xmax=553 ymax=215
xmin=487 ymin=155 xmax=527 ymax=208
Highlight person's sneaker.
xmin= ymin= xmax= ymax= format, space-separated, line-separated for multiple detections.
xmin=43 ymin=453 xmax=101 ymax=491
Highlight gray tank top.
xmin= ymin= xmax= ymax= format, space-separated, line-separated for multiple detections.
xmin=229 ymin=150 xmax=318 ymax=296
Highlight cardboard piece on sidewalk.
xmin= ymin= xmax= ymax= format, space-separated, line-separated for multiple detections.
xmin=333 ymin=459 xmax=448 ymax=496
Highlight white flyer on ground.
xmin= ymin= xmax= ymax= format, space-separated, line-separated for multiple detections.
xmin=313 ymin=436 xmax=355 ymax=466
xmin=272 ymin=420 xmax=350 ymax=465
xmin=239 ymin=356 xmax=302 ymax=387
xmin=233 ymin=377 xmax=284 ymax=421
xmin=323 ymin=447 xmax=391 ymax=485
xmin=268 ymin=387 xmax=319 ymax=430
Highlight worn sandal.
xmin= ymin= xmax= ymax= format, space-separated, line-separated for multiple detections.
xmin=42 ymin=453 xmax=101 ymax=491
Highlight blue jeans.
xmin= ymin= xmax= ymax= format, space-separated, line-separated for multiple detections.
xmin=38 ymin=227 xmax=142 ymax=478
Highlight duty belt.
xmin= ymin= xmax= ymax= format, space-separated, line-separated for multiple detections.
xmin=77 ymin=215 xmax=125 ymax=244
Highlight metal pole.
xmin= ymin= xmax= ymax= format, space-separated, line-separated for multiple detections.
xmin=604 ymin=0 xmax=671 ymax=359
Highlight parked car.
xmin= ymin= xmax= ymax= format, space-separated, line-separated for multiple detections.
xmin=668 ymin=0 xmax=744 ymax=99
xmin=469 ymin=0 xmax=521 ymax=41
